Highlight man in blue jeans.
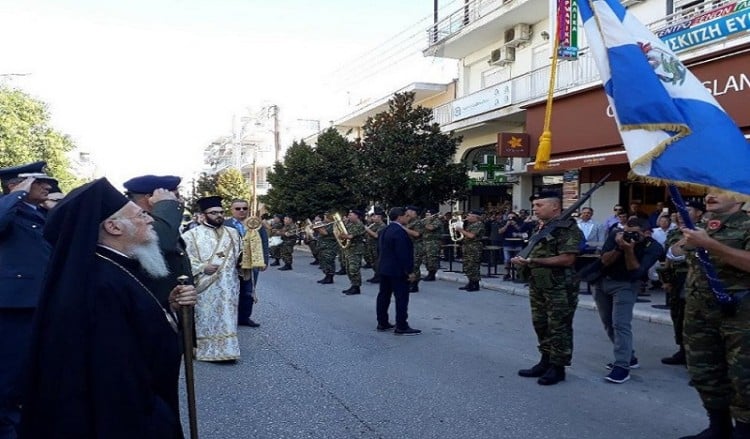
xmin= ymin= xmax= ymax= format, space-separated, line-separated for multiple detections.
xmin=224 ymin=199 xmax=268 ymax=327
xmin=590 ymin=217 xmax=663 ymax=383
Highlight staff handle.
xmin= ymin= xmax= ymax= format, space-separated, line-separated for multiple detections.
xmin=177 ymin=275 xmax=199 ymax=439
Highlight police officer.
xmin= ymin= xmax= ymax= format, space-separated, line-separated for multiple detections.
xmin=512 ymin=191 xmax=583 ymax=386
xmin=123 ymin=174 xmax=194 ymax=308
xmin=0 ymin=161 xmax=56 ymax=438
xmin=456 ymin=209 xmax=485 ymax=291
xmin=674 ymin=193 xmax=750 ymax=439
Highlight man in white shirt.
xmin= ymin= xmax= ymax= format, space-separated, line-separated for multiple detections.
xmin=577 ymin=207 xmax=604 ymax=252
xmin=650 ymin=215 xmax=674 ymax=248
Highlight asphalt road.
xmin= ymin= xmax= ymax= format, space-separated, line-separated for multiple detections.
xmin=182 ymin=249 xmax=706 ymax=439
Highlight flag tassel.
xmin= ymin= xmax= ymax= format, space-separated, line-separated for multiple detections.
xmin=534 ymin=15 xmax=562 ymax=170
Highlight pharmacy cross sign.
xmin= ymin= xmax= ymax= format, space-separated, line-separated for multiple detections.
xmin=474 ymin=155 xmax=504 ymax=181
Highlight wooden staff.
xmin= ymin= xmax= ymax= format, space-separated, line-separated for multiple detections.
xmin=177 ymin=275 xmax=199 ymax=439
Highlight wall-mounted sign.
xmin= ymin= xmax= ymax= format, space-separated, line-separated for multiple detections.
xmin=497 ymin=132 xmax=531 ymax=157
xmin=657 ymin=2 xmax=750 ymax=53
xmin=452 ymin=84 xmax=512 ymax=121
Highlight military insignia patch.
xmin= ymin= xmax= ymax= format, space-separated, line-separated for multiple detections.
xmin=707 ymin=219 xmax=722 ymax=231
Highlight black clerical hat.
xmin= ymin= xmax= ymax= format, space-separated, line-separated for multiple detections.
xmin=197 ymin=196 xmax=222 ymax=212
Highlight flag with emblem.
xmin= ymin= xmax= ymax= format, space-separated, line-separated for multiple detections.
xmin=576 ymin=0 xmax=750 ymax=195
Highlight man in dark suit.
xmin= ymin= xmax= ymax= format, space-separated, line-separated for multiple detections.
xmin=224 ymin=199 xmax=269 ymax=327
xmin=376 ymin=207 xmax=420 ymax=335
xmin=0 ymin=161 xmax=56 ymax=438
xmin=123 ymin=175 xmax=194 ymax=308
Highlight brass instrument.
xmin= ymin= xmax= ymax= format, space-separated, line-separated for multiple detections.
xmin=332 ymin=212 xmax=350 ymax=249
xmin=303 ymin=219 xmax=315 ymax=240
xmin=448 ymin=205 xmax=464 ymax=242
xmin=311 ymin=220 xmax=335 ymax=229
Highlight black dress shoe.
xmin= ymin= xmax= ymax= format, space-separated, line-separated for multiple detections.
xmin=278 ymin=264 xmax=292 ymax=271
xmin=376 ymin=323 xmax=395 ymax=331
xmin=394 ymin=327 xmax=421 ymax=336
xmin=238 ymin=319 xmax=260 ymax=328
xmin=538 ymin=365 xmax=566 ymax=385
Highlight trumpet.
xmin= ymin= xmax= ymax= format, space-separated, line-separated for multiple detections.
xmin=332 ymin=212 xmax=350 ymax=249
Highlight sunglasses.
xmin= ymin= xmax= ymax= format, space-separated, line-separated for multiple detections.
xmin=233 ymin=207 xmax=248 ymax=211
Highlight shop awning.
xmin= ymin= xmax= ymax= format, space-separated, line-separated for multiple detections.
xmin=526 ymin=147 xmax=628 ymax=172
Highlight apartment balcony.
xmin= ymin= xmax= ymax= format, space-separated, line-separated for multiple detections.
xmin=424 ymin=0 xmax=548 ymax=59
xmin=432 ymin=0 xmax=750 ymax=129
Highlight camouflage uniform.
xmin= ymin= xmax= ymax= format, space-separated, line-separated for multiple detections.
xmin=684 ymin=210 xmax=750 ymax=422
xmin=279 ymin=223 xmax=296 ymax=266
xmin=269 ymin=222 xmax=283 ymax=262
xmin=462 ymin=221 xmax=486 ymax=282
xmin=317 ymin=223 xmax=338 ymax=275
xmin=662 ymin=227 xmax=690 ymax=349
xmin=408 ymin=218 xmax=426 ymax=280
xmin=366 ymin=222 xmax=386 ymax=274
xmin=423 ymin=215 xmax=444 ymax=273
xmin=526 ymin=219 xmax=582 ymax=367
xmin=307 ymin=236 xmax=319 ymax=262
xmin=344 ymin=221 xmax=366 ymax=287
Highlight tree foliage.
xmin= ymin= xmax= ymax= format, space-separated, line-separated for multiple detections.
xmin=0 ymin=87 xmax=84 ymax=191
xmin=187 ymin=172 xmax=218 ymax=212
xmin=358 ymin=91 xmax=468 ymax=208
xmin=215 ymin=168 xmax=252 ymax=211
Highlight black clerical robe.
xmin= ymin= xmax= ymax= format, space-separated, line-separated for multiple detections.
xmin=21 ymin=247 xmax=184 ymax=438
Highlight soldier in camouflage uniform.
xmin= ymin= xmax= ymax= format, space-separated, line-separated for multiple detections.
xmin=278 ymin=215 xmax=296 ymax=270
xmin=512 ymin=191 xmax=582 ymax=386
xmin=269 ymin=214 xmax=283 ymax=266
xmin=457 ymin=210 xmax=485 ymax=292
xmin=659 ymin=200 xmax=705 ymax=366
xmin=422 ymin=209 xmax=444 ymax=281
xmin=342 ymin=209 xmax=366 ymax=295
xmin=365 ymin=210 xmax=386 ymax=283
xmin=404 ymin=206 xmax=425 ymax=292
xmin=673 ymin=193 xmax=750 ymax=439
xmin=306 ymin=215 xmax=321 ymax=265
xmin=315 ymin=214 xmax=338 ymax=284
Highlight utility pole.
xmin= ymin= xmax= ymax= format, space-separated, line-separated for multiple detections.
xmin=271 ymin=105 xmax=281 ymax=163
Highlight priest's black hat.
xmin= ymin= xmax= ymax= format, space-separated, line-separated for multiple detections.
xmin=197 ymin=196 xmax=222 ymax=212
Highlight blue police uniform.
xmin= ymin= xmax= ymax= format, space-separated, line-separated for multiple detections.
xmin=0 ymin=162 xmax=55 ymax=438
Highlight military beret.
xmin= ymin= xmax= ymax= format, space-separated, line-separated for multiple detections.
xmin=350 ymin=209 xmax=364 ymax=218
xmin=530 ymin=190 xmax=562 ymax=201
xmin=123 ymin=175 xmax=181 ymax=194
xmin=388 ymin=207 xmax=406 ymax=218
xmin=0 ymin=161 xmax=56 ymax=183
xmin=685 ymin=200 xmax=706 ymax=212
xmin=274 ymin=213 xmax=284 ymax=219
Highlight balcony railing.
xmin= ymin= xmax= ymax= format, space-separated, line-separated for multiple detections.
xmin=426 ymin=0 xmax=509 ymax=47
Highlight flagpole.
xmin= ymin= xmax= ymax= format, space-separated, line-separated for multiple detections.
xmin=668 ymin=186 xmax=738 ymax=315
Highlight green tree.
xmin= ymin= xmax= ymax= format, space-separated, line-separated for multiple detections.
xmin=187 ymin=172 xmax=218 ymax=212
xmin=215 ymin=168 xmax=252 ymax=211
xmin=0 ymin=87 xmax=84 ymax=191
xmin=262 ymin=131 xmax=364 ymax=219
xmin=358 ymin=91 xmax=468 ymax=208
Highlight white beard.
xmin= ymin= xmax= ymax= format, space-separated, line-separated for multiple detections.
xmin=131 ymin=230 xmax=170 ymax=279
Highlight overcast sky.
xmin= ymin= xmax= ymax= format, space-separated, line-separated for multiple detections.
xmin=0 ymin=0 xmax=456 ymax=188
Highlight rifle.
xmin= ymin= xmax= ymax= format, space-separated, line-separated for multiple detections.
xmin=518 ymin=173 xmax=611 ymax=259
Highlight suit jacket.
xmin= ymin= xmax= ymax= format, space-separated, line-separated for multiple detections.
xmin=0 ymin=193 xmax=51 ymax=308
xmin=377 ymin=222 xmax=413 ymax=278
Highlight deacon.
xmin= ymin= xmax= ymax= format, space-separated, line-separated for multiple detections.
xmin=20 ymin=178 xmax=196 ymax=438
xmin=0 ymin=161 xmax=55 ymax=439
xmin=183 ymin=196 xmax=242 ymax=362
xmin=123 ymin=174 xmax=193 ymax=307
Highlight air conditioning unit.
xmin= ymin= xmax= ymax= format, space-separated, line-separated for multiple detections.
xmin=489 ymin=46 xmax=515 ymax=65
xmin=504 ymin=23 xmax=531 ymax=47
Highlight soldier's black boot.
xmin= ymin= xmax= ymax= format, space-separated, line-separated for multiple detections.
xmin=518 ymin=354 xmax=550 ymax=378
xmin=537 ymin=365 xmax=566 ymax=385
xmin=466 ymin=281 xmax=480 ymax=292
xmin=310 ymin=259 xmax=320 ymax=265
xmin=343 ymin=286 xmax=361 ymax=295
xmin=734 ymin=421 xmax=750 ymax=439
xmin=270 ymin=259 xmax=280 ymax=266
xmin=335 ymin=268 xmax=347 ymax=275
xmin=423 ymin=271 xmax=437 ymax=281
xmin=458 ymin=281 xmax=471 ymax=290
xmin=679 ymin=410 xmax=733 ymax=439
xmin=366 ymin=275 xmax=380 ymax=283
xmin=278 ymin=264 xmax=292 ymax=271
xmin=318 ymin=274 xmax=334 ymax=284
xmin=661 ymin=347 xmax=687 ymax=365
xmin=409 ymin=281 xmax=419 ymax=293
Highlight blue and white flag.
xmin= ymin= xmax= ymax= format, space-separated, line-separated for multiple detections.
xmin=576 ymin=0 xmax=750 ymax=195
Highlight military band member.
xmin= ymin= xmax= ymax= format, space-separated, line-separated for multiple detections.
xmin=404 ymin=206 xmax=425 ymax=293
xmin=673 ymin=193 xmax=750 ymax=439
xmin=307 ymin=215 xmax=321 ymax=265
xmin=342 ymin=209 xmax=366 ymax=295
xmin=316 ymin=213 xmax=337 ymax=284
xmin=456 ymin=210 xmax=485 ymax=292
xmin=269 ymin=214 xmax=283 ymax=266
xmin=278 ymin=214 xmax=296 ymax=271
xmin=422 ymin=208 xmax=444 ymax=281
xmin=365 ymin=210 xmax=386 ymax=283
xmin=513 ymin=191 xmax=583 ymax=386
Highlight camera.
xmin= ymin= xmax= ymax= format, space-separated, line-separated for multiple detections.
xmin=622 ymin=231 xmax=642 ymax=243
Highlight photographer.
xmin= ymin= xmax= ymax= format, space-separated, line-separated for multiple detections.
xmin=585 ymin=217 xmax=663 ymax=384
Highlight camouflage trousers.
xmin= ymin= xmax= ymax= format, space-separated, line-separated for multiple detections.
xmin=318 ymin=242 xmax=337 ymax=275
xmin=424 ymin=239 xmax=441 ymax=272
xmin=344 ymin=245 xmax=364 ymax=286
xmin=364 ymin=241 xmax=377 ymax=267
xmin=412 ymin=241 xmax=424 ymax=280
xmin=270 ymin=243 xmax=281 ymax=260
xmin=667 ymin=272 xmax=687 ymax=346
xmin=462 ymin=243 xmax=482 ymax=282
xmin=685 ymin=288 xmax=750 ymax=422
xmin=307 ymin=239 xmax=319 ymax=261
xmin=529 ymin=268 xmax=579 ymax=366
xmin=280 ymin=240 xmax=295 ymax=265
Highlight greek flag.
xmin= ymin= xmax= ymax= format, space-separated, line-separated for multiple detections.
xmin=576 ymin=0 xmax=750 ymax=195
